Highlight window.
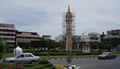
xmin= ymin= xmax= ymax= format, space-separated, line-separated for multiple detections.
xmin=25 ymin=54 xmax=33 ymax=57
xmin=17 ymin=54 xmax=24 ymax=58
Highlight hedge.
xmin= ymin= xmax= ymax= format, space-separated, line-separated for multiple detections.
xmin=39 ymin=59 xmax=50 ymax=64
xmin=33 ymin=51 xmax=102 ymax=56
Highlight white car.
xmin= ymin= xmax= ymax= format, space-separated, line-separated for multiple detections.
xmin=3 ymin=53 xmax=40 ymax=64
xmin=98 ymin=52 xmax=116 ymax=59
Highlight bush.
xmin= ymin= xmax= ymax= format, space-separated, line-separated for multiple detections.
xmin=0 ymin=53 xmax=2 ymax=59
xmin=39 ymin=59 xmax=50 ymax=64
xmin=24 ymin=64 xmax=37 ymax=67
xmin=38 ymin=59 xmax=56 ymax=69
xmin=37 ymin=65 xmax=45 ymax=69
xmin=50 ymin=66 xmax=56 ymax=69
xmin=44 ymin=64 xmax=53 ymax=67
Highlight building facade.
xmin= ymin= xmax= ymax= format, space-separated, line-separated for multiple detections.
xmin=107 ymin=29 xmax=120 ymax=36
xmin=16 ymin=31 xmax=40 ymax=43
xmin=42 ymin=35 xmax=51 ymax=40
xmin=55 ymin=35 xmax=65 ymax=42
xmin=104 ymin=29 xmax=120 ymax=39
xmin=80 ymin=32 xmax=100 ymax=42
xmin=16 ymin=31 xmax=41 ymax=48
xmin=0 ymin=23 xmax=16 ymax=48
xmin=0 ymin=23 xmax=41 ymax=48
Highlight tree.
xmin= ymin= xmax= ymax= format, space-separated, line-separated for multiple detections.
xmin=0 ymin=37 xmax=6 ymax=54
xmin=31 ymin=39 xmax=60 ymax=50
xmin=90 ymin=42 xmax=99 ymax=49
xmin=97 ymin=38 xmax=120 ymax=51
xmin=31 ymin=38 xmax=46 ymax=50
xmin=0 ymin=37 xmax=6 ymax=59
xmin=46 ymin=39 xmax=60 ymax=50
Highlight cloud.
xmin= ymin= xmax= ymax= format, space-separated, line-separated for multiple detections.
xmin=0 ymin=0 xmax=120 ymax=39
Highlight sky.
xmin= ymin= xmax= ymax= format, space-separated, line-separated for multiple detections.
xmin=0 ymin=0 xmax=120 ymax=39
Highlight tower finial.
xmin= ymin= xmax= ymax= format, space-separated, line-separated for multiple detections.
xmin=68 ymin=5 xmax=71 ymax=13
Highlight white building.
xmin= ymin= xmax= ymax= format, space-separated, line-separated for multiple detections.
xmin=55 ymin=35 xmax=64 ymax=42
xmin=42 ymin=35 xmax=51 ymax=40
xmin=80 ymin=32 xmax=100 ymax=42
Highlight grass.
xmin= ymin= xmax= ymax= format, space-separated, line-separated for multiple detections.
xmin=2 ymin=53 xmax=14 ymax=58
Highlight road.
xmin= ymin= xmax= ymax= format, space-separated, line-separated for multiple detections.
xmin=49 ymin=57 xmax=120 ymax=69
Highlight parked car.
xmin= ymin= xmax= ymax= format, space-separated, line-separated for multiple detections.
xmin=3 ymin=53 xmax=40 ymax=64
xmin=98 ymin=52 xmax=116 ymax=59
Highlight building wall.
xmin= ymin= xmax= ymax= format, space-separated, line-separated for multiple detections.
xmin=0 ymin=23 xmax=41 ymax=48
xmin=80 ymin=32 xmax=100 ymax=42
xmin=55 ymin=35 xmax=64 ymax=42
xmin=0 ymin=23 xmax=16 ymax=48
xmin=105 ymin=29 xmax=120 ymax=39
xmin=42 ymin=35 xmax=51 ymax=40
xmin=107 ymin=29 xmax=120 ymax=36
xmin=16 ymin=31 xmax=40 ymax=43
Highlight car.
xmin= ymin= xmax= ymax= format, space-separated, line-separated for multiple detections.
xmin=3 ymin=53 xmax=40 ymax=64
xmin=98 ymin=52 xmax=116 ymax=59
xmin=65 ymin=65 xmax=80 ymax=69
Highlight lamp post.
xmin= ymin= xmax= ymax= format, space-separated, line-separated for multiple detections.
xmin=67 ymin=48 xmax=72 ymax=66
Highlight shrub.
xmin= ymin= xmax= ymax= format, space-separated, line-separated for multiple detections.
xmin=24 ymin=64 xmax=36 ymax=67
xmin=44 ymin=64 xmax=52 ymax=67
xmin=50 ymin=66 xmax=56 ymax=69
xmin=43 ymin=66 xmax=56 ymax=69
xmin=37 ymin=65 xmax=45 ymax=69
xmin=39 ymin=59 xmax=50 ymax=64
xmin=0 ymin=53 xmax=2 ymax=59
xmin=33 ymin=50 xmax=102 ymax=56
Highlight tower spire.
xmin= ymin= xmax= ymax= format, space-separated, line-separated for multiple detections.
xmin=67 ymin=5 xmax=72 ymax=13
xmin=65 ymin=4 xmax=73 ymax=50
xmin=68 ymin=5 xmax=71 ymax=13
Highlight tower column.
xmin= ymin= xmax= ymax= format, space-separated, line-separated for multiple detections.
xmin=65 ymin=6 xmax=73 ymax=50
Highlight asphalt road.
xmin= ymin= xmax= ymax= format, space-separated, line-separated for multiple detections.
xmin=49 ymin=57 xmax=120 ymax=69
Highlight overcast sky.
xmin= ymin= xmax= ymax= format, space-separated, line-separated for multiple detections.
xmin=0 ymin=0 xmax=120 ymax=39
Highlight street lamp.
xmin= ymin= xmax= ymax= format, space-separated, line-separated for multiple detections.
xmin=67 ymin=48 xmax=72 ymax=66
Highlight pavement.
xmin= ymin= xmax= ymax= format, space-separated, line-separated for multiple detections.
xmin=49 ymin=57 xmax=120 ymax=69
